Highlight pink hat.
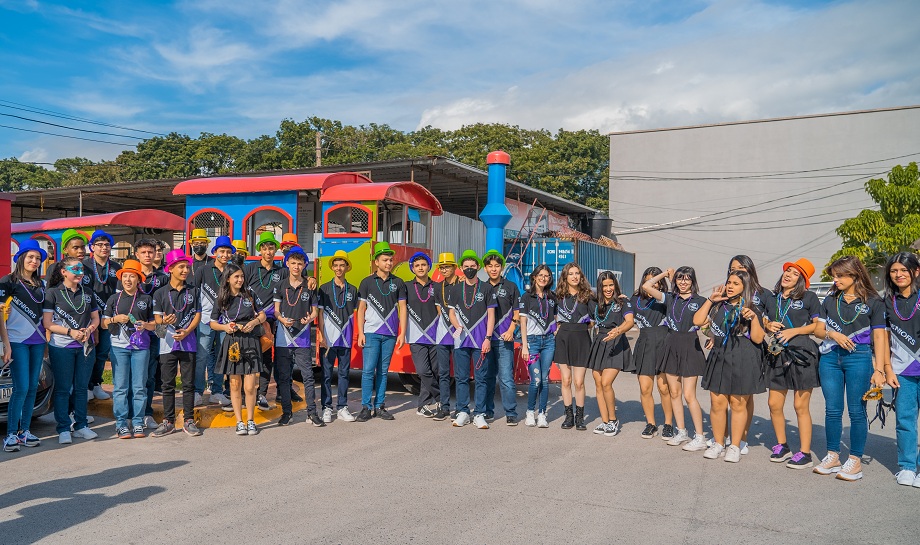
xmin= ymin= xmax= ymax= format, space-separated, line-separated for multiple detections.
xmin=165 ymin=249 xmax=193 ymax=272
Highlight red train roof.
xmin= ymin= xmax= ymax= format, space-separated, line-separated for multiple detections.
xmin=172 ymin=172 xmax=367 ymax=196
xmin=320 ymin=182 xmax=442 ymax=215
xmin=11 ymin=209 xmax=186 ymax=234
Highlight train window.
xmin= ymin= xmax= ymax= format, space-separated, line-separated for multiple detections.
xmin=244 ymin=207 xmax=291 ymax=253
xmin=112 ymin=241 xmax=133 ymax=261
xmin=325 ymin=204 xmax=371 ymax=237
xmin=407 ymin=207 xmax=430 ymax=245
xmin=189 ymin=209 xmax=232 ymax=245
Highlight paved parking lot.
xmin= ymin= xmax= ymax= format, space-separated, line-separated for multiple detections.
xmin=0 ymin=370 xmax=915 ymax=545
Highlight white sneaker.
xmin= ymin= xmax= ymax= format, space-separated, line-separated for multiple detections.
xmin=92 ymin=385 xmax=110 ymax=400
xmin=58 ymin=431 xmax=72 ymax=444
xmin=453 ymin=412 xmax=470 ymax=427
xmin=338 ymin=407 xmax=356 ymax=422
xmin=322 ymin=407 xmax=333 ymax=423
xmin=913 ymin=474 xmax=920 ymax=488
xmin=72 ymin=427 xmax=98 ymax=440
xmin=525 ymin=410 xmax=536 ymax=427
xmin=473 ymin=414 xmax=489 ymax=429
xmin=724 ymin=445 xmax=741 ymax=463
xmin=740 ymin=440 xmax=749 ymax=455
xmin=683 ymin=434 xmax=708 ymax=452
xmin=703 ymin=443 xmax=725 ymax=459
xmin=87 ymin=414 xmax=94 ymax=424
xmin=143 ymin=416 xmax=157 ymax=429
xmin=667 ymin=428 xmax=689 ymax=446
xmin=194 ymin=393 xmax=203 ymax=407
xmin=896 ymin=469 xmax=917 ymax=486
xmin=86 ymin=388 xmax=95 ymax=401
xmin=69 ymin=414 xmax=94 ymax=430
xmin=537 ymin=412 xmax=549 ymax=428
xmin=210 ymin=392 xmax=232 ymax=406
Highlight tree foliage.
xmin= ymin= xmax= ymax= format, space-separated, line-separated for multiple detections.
xmin=1 ymin=119 xmax=610 ymax=210
xmin=829 ymin=162 xmax=920 ymax=272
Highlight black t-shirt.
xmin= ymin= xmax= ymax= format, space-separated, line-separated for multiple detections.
xmin=81 ymin=257 xmax=120 ymax=313
xmin=519 ymin=292 xmax=557 ymax=336
xmin=751 ymin=287 xmax=772 ymax=315
xmin=152 ymin=283 xmax=201 ymax=353
xmin=210 ymin=292 xmax=258 ymax=325
xmin=0 ymin=274 xmax=46 ymax=344
xmin=43 ymin=284 xmax=99 ymax=349
xmin=246 ymin=262 xmax=285 ymax=318
xmin=104 ymin=290 xmax=154 ymax=350
xmin=358 ymin=274 xmax=407 ymax=336
xmin=191 ymin=255 xmax=214 ymax=276
xmin=662 ymin=293 xmax=707 ymax=333
xmin=193 ymin=263 xmax=226 ymax=327
xmin=886 ymin=291 xmax=920 ymax=376
xmin=556 ymin=294 xmax=592 ymax=325
xmin=819 ymin=293 xmax=886 ymax=349
xmin=137 ymin=268 xmax=170 ymax=299
xmin=273 ymin=280 xmax=315 ymax=348
xmin=762 ymin=290 xmax=821 ymax=329
xmin=435 ymin=279 xmax=459 ymax=345
xmin=589 ymin=298 xmax=634 ymax=329
xmin=489 ymin=278 xmax=520 ymax=340
xmin=317 ymin=279 xmax=359 ymax=348
xmin=632 ymin=294 xmax=668 ymax=329
xmin=448 ymin=279 xmax=496 ymax=349
xmin=406 ymin=278 xmax=440 ymax=345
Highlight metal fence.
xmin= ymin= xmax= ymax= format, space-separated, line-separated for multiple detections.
xmin=431 ymin=211 xmax=486 ymax=258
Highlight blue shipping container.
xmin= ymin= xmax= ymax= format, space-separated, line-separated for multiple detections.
xmin=504 ymin=238 xmax=635 ymax=295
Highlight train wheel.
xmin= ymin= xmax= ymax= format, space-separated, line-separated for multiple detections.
xmin=398 ymin=373 xmax=421 ymax=395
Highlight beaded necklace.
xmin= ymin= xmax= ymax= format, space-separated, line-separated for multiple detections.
xmin=891 ymin=291 xmax=920 ymax=321
xmin=594 ymin=298 xmax=616 ymax=325
xmin=414 ymin=279 xmax=432 ymax=303
xmin=462 ymin=280 xmax=479 ymax=309
xmin=561 ymin=293 xmax=578 ymax=314
xmin=168 ymin=286 xmax=190 ymax=313
xmin=284 ymin=285 xmax=303 ymax=307
xmin=18 ymin=278 xmax=45 ymax=303
xmin=836 ymin=293 xmax=861 ymax=325
xmin=375 ymin=274 xmax=395 ymax=295
xmin=775 ymin=292 xmax=794 ymax=325
xmin=719 ymin=299 xmax=743 ymax=346
xmin=670 ymin=293 xmax=692 ymax=325
xmin=257 ymin=264 xmax=275 ymax=289
xmin=138 ymin=270 xmax=158 ymax=295
xmin=636 ymin=294 xmax=655 ymax=311
xmin=62 ymin=284 xmax=87 ymax=313
xmin=116 ymin=289 xmax=138 ymax=321
xmin=536 ymin=291 xmax=550 ymax=319
xmin=332 ymin=279 xmax=349 ymax=309
xmin=225 ymin=294 xmax=245 ymax=322
xmin=92 ymin=258 xmax=110 ymax=284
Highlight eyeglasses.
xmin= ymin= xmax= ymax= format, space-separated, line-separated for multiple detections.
xmin=93 ymin=243 xmax=111 ymax=248
xmin=535 ymin=274 xmax=551 ymax=279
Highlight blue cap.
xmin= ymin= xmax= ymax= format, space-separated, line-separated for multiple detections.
xmin=212 ymin=235 xmax=235 ymax=254
xmin=13 ymin=239 xmax=48 ymax=263
xmin=89 ymin=229 xmax=114 ymax=247
xmin=409 ymin=251 xmax=431 ymax=268
xmin=283 ymin=245 xmax=310 ymax=267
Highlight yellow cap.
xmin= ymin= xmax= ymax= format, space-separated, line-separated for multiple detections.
xmin=231 ymin=240 xmax=249 ymax=256
xmin=436 ymin=252 xmax=457 ymax=268
xmin=189 ymin=228 xmax=209 ymax=242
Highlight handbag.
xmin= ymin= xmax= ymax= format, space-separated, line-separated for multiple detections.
xmin=259 ymin=321 xmax=274 ymax=353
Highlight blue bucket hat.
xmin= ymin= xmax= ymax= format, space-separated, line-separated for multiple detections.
xmin=409 ymin=251 xmax=431 ymax=268
xmin=212 ymin=235 xmax=235 ymax=254
xmin=89 ymin=229 xmax=114 ymax=247
xmin=283 ymin=245 xmax=310 ymax=267
xmin=14 ymin=239 xmax=48 ymax=263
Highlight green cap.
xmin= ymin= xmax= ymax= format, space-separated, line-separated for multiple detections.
xmin=257 ymin=231 xmax=280 ymax=248
xmin=481 ymin=249 xmax=505 ymax=267
xmin=61 ymin=228 xmax=88 ymax=248
xmin=459 ymin=249 xmax=481 ymax=267
xmin=373 ymin=241 xmax=395 ymax=259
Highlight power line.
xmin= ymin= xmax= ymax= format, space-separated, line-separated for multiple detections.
xmin=0 ymin=99 xmax=166 ymax=136
xmin=0 ymin=112 xmax=146 ymax=140
xmin=0 ymin=124 xmax=137 ymax=146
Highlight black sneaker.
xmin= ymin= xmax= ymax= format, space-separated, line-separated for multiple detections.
xmin=416 ymin=406 xmax=436 ymax=418
xmin=770 ymin=443 xmax=792 ymax=462
xmin=221 ymin=403 xmax=235 ymax=412
xmin=278 ymin=414 xmax=292 ymax=426
xmin=256 ymin=395 xmax=271 ymax=411
xmin=308 ymin=413 xmax=326 ymax=427
xmin=485 ymin=412 xmax=495 ymax=422
xmin=506 ymin=416 xmax=518 ymax=426
xmin=290 ymin=390 xmax=304 ymax=403
xmin=355 ymin=407 xmax=372 ymax=422
xmin=641 ymin=423 xmax=659 ymax=439
xmin=376 ymin=406 xmax=395 ymax=421
xmin=661 ymin=424 xmax=674 ymax=440
xmin=151 ymin=420 xmax=175 ymax=437
xmin=433 ymin=408 xmax=450 ymax=421
xmin=786 ymin=451 xmax=814 ymax=469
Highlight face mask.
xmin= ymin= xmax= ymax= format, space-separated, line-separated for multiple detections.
xmin=192 ymin=245 xmax=207 ymax=257
xmin=463 ymin=267 xmax=478 ymax=280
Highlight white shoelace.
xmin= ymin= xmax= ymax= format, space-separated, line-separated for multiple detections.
xmin=840 ymin=457 xmax=859 ymax=472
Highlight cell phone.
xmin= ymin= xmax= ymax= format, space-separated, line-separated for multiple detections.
xmin=128 ymin=314 xmax=137 ymax=324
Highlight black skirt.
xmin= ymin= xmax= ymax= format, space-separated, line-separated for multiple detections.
xmin=587 ymin=327 xmax=634 ymax=372
xmin=215 ymin=330 xmax=264 ymax=376
xmin=657 ymin=330 xmax=705 ymax=377
xmin=555 ymin=324 xmax=592 ymax=367
xmin=633 ymin=326 xmax=668 ymax=376
xmin=765 ymin=335 xmax=820 ymax=391
xmin=702 ymin=336 xmax=766 ymax=395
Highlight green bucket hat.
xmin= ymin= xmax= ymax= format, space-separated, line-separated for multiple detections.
xmin=257 ymin=231 xmax=280 ymax=248
xmin=481 ymin=249 xmax=505 ymax=267
xmin=459 ymin=249 xmax=481 ymax=268
xmin=61 ymin=228 xmax=88 ymax=248
xmin=373 ymin=241 xmax=396 ymax=260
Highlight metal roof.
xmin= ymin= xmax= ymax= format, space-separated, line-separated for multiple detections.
xmin=9 ymin=156 xmax=600 ymax=223
xmin=320 ymin=181 xmax=443 ymax=215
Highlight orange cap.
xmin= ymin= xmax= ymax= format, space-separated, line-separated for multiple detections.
xmin=782 ymin=258 xmax=815 ymax=288
xmin=116 ymin=259 xmax=147 ymax=283
xmin=280 ymin=233 xmax=298 ymax=247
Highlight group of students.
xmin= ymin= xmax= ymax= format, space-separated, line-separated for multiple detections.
xmin=2 ymin=232 xmax=919 ymax=488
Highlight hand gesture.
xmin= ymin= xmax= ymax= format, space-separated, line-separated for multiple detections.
xmin=163 ymin=313 xmax=177 ymax=325
xmin=765 ymin=320 xmax=784 ymax=333
xmin=740 ymin=307 xmax=756 ymax=321
xmin=173 ymin=327 xmax=188 ymax=341
xmin=665 ymin=268 xmax=675 ymax=280
xmin=709 ymin=285 xmax=727 ymax=303
xmin=227 ymin=322 xmax=239 ymax=333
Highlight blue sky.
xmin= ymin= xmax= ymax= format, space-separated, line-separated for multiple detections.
xmin=0 ymin=0 xmax=917 ymax=164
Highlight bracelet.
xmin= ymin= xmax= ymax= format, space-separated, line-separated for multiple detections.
xmin=66 ymin=328 xmax=72 ymax=336
xmin=873 ymin=369 xmax=884 ymax=373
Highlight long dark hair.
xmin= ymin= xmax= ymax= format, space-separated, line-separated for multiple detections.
xmin=528 ymin=264 xmax=555 ymax=296
xmin=825 ymin=256 xmax=878 ymax=302
xmin=773 ymin=266 xmax=808 ymax=300
xmin=884 ymin=252 xmax=920 ymax=298
xmin=596 ymin=271 xmax=623 ymax=306
xmin=556 ymin=262 xmax=594 ymax=303
xmin=713 ymin=270 xmax=757 ymax=336
xmin=216 ymin=263 xmax=253 ymax=311
xmin=728 ymin=255 xmax=764 ymax=294
xmin=12 ymin=251 xmax=43 ymax=286
xmin=671 ymin=266 xmax=699 ymax=296
xmin=50 ymin=256 xmax=82 ymax=289
xmin=634 ymin=266 xmax=667 ymax=297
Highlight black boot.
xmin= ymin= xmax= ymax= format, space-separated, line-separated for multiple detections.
xmin=561 ymin=404 xmax=574 ymax=429
xmin=575 ymin=405 xmax=586 ymax=431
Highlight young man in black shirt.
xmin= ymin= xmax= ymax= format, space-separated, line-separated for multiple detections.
xmin=83 ymin=229 xmax=119 ymax=402
xmin=316 ymin=250 xmax=359 ymax=423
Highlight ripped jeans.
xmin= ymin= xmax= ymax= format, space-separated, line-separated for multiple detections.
xmin=526 ymin=333 xmax=555 ymax=413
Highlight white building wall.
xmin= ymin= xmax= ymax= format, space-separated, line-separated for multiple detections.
xmin=609 ymin=105 xmax=920 ymax=290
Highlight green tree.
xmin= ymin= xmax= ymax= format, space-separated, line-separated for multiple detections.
xmin=829 ymin=162 xmax=920 ymax=271
xmin=0 ymin=158 xmax=61 ymax=191
xmin=53 ymin=157 xmax=122 ymax=186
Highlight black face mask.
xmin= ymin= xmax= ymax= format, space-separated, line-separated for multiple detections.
xmin=463 ymin=267 xmax=478 ymax=280
xmin=192 ymin=245 xmax=207 ymax=257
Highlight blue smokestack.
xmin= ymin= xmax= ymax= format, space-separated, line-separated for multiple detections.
xmin=480 ymin=150 xmax=512 ymax=253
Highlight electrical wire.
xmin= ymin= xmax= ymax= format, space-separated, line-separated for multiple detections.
xmin=0 ymin=112 xmax=146 ymax=139
xmin=0 ymin=124 xmax=136 ymax=146
xmin=0 ymin=99 xmax=166 ymax=136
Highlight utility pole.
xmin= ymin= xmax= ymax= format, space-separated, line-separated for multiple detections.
xmin=315 ymin=131 xmax=323 ymax=166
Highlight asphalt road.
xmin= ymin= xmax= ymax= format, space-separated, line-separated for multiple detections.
xmin=0 ymin=370 xmax=915 ymax=545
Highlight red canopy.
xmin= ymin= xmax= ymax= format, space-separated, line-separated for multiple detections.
xmin=172 ymin=172 xmax=367 ymax=196
xmin=12 ymin=209 xmax=186 ymax=234
xmin=320 ymin=182 xmax=442 ymax=215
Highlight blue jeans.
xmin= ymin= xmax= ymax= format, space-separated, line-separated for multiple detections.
xmin=7 ymin=342 xmax=45 ymax=433
xmin=526 ymin=334 xmax=556 ymax=413
xmin=323 ymin=346 xmax=352 ymax=410
xmin=819 ymin=345 xmax=872 ymax=457
xmin=195 ymin=323 xmax=224 ymax=395
xmin=110 ymin=346 xmax=149 ymax=429
xmin=361 ymin=333 xmax=395 ymax=409
xmin=49 ymin=345 xmax=93 ymax=434
xmin=454 ymin=347 xmax=481 ymax=415
xmin=896 ymin=374 xmax=920 ymax=471
xmin=485 ymin=339 xmax=517 ymax=417
xmin=88 ymin=329 xmax=111 ymax=389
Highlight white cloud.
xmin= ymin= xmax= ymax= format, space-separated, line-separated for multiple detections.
xmin=19 ymin=147 xmax=48 ymax=163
